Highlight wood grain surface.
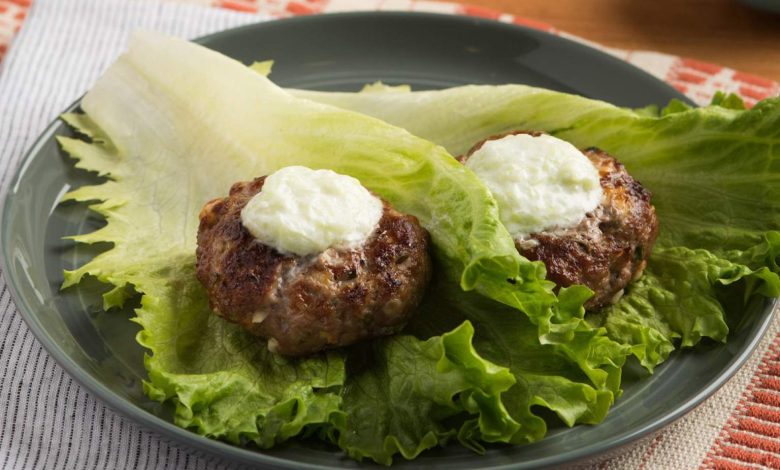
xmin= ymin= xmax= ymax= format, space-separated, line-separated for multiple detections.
xmin=451 ymin=0 xmax=780 ymax=82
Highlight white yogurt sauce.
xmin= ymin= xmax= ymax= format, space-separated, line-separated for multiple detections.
xmin=240 ymin=166 xmax=383 ymax=256
xmin=465 ymin=133 xmax=603 ymax=238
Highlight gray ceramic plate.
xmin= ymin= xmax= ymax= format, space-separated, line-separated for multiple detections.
xmin=1 ymin=12 xmax=776 ymax=470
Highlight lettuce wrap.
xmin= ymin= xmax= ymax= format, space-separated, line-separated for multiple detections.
xmin=59 ymin=32 xmax=780 ymax=464
xmin=292 ymin=84 xmax=780 ymax=370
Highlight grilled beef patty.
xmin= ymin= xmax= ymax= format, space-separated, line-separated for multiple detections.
xmin=196 ymin=177 xmax=432 ymax=356
xmin=462 ymin=131 xmax=659 ymax=309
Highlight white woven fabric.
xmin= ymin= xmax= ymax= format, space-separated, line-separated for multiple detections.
xmin=0 ymin=1 xmax=777 ymax=469
xmin=0 ymin=1 xmax=261 ymax=468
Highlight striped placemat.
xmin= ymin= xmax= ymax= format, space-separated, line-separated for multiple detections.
xmin=0 ymin=1 xmax=778 ymax=469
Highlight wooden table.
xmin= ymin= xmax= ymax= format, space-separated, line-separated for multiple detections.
xmin=451 ymin=0 xmax=780 ymax=82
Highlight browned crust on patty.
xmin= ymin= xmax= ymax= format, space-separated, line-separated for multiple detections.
xmin=195 ymin=177 xmax=432 ymax=356
xmin=461 ymin=131 xmax=660 ymax=309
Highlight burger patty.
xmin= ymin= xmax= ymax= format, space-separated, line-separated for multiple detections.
xmin=196 ymin=177 xmax=432 ymax=356
xmin=462 ymin=131 xmax=660 ymax=309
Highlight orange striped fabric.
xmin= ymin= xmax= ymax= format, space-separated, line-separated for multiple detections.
xmin=704 ymin=341 xmax=780 ymax=469
xmin=0 ymin=0 xmax=29 ymax=62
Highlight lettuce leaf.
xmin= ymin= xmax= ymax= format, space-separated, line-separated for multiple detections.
xmin=427 ymin=286 xmax=624 ymax=432
xmin=60 ymin=32 xmax=625 ymax=463
xmin=333 ymin=321 xmax=518 ymax=464
xmin=293 ymin=85 xmax=780 ymax=370
xmin=590 ymin=246 xmax=780 ymax=370
xmin=406 ymin=277 xmax=624 ymax=448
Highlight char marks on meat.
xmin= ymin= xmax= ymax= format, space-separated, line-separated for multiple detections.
xmin=462 ymin=131 xmax=660 ymax=310
xmin=196 ymin=177 xmax=432 ymax=356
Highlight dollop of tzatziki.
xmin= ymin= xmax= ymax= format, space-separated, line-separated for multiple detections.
xmin=465 ymin=133 xmax=603 ymax=238
xmin=241 ymin=166 xmax=383 ymax=256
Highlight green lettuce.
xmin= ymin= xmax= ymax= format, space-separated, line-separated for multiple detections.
xmin=60 ymin=32 xmax=625 ymax=464
xmin=292 ymin=85 xmax=780 ymax=370
xmin=332 ymin=321 xmax=518 ymax=464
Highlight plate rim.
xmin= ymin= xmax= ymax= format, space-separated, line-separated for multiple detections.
xmin=0 ymin=11 xmax=772 ymax=470
xmin=193 ymin=10 xmax=695 ymax=107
